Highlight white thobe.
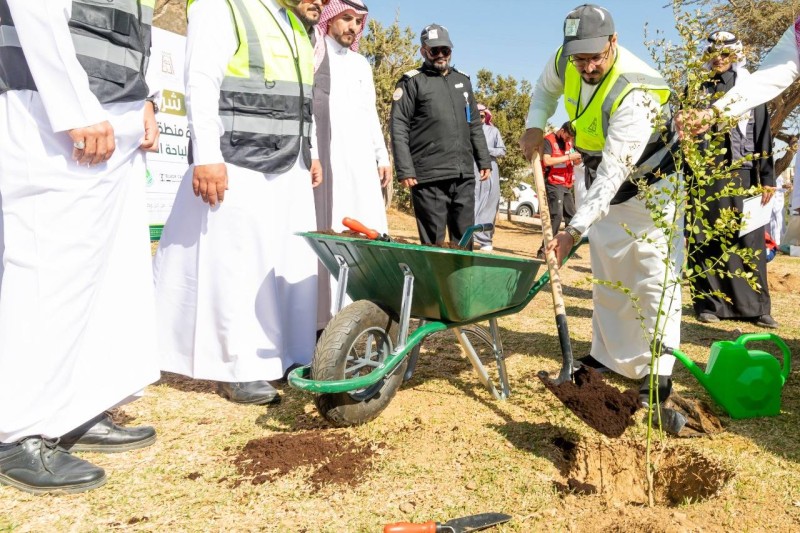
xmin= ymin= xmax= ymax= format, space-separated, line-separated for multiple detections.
xmin=315 ymin=36 xmax=390 ymax=327
xmin=526 ymin=47 xmax=681 ymax=379
xmin=325 ymin=36 xmax=390 ymax=234
xmin=153 ymin=0 xmax=318 ymax=382
xmin=714 ymin=21 xmax=799 ymax=117
xmin=0 ymin=1 xmax=159 ymax=442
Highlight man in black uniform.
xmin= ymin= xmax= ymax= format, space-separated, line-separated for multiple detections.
xmin=390 ymin=23 xmax=492 ymax=245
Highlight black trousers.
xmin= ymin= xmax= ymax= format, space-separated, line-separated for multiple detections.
xmin=546 ymin=182 xmax=575 ymax=232
xmin=411 ymin=177 xmax=475 ymax=245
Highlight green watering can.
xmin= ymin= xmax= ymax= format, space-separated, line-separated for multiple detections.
xmin=668 ymin=334 xmax=791 ymax=419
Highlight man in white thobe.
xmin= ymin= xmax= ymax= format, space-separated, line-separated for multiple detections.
xmin=153 ymin=0 xmax=322 ymax=405
xmin=520 ymin=5 xmax=682 ymax=405
xmin=0 ymin=0 xmax=160 ymax=494
xmin=312 ymin=0 xmax=391 ymax=329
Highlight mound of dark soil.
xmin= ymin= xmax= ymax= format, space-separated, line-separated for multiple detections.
xmin=553 ymin=437 xmax=734 ymax=506
xmin=539 ymin=366 xmax=641 ymax=438
xmin=232 ymin=430 xmax=382 ymax=488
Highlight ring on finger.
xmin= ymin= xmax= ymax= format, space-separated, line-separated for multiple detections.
xmin=73 ymin=140 xmax=86 ymax=150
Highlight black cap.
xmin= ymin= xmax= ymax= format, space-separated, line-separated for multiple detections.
xmin=562 ymin=4 xmax=615 ymax=56
xmin=420 ymin=23 xmax=453 ymax=48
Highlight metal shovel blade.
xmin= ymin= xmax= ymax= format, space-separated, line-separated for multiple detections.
xmin=443 ymin=512 xmax=512 ymax=532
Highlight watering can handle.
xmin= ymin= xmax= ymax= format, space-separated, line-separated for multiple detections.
xmin=458 ymin=223 xmax=494 ymax=248
xmin=737 ymin=333 xmax=792 ymax=382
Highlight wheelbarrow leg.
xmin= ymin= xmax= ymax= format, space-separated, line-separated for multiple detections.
xmin=333 ymin=255 xmax=350 ymax=315
xmin=396 ymin=263 xmax=415 ymax=351
xmin=454 ymin=327 xmax=507 ymax=400
xmin=489 ymin=318 xmax=511 ymax=398
xmin=403 ymin=320 xmax=425 ymax=383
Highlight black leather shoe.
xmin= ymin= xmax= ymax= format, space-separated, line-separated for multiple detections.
xmin=217 ymin=381 xmax=280 ymax=405
xmin=60 ymin=413 xmax=156 ymax=453
xmin=0 ymin=437 xmax=106 ymax=494
xmin=639 ymin=375 xmax=673 ymax=407
xmin=574 ymin=354 xmax=609 ymax=373
xmin=696 ymin=312 xmax=720 ymax=324
xmin=756 ymin=314 xmax=779 ymax=329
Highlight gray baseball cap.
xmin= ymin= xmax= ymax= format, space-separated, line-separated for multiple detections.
xmin=420 ymin=23 xmax=453 ymax=48
xmin=562 ymin=4 xmax=615 ymax=56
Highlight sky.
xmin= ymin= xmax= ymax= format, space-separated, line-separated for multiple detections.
xmin=367 ymin=0 xmax=684 ymax=124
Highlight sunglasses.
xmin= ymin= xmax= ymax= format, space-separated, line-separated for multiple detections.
xmin=428 ymin=46 xmax=452 ymax=58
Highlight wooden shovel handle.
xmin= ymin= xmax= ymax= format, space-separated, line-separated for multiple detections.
xmin=530 ymin=151 xmax=574 ymax=382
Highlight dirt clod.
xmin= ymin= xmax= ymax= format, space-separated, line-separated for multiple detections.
xmin=539 ymin=367 xmax=641 ymax=438
xmin=553 ymin=438 xmax=733 ymax=506
xmin=232 ymin=430 xmax=382 ymax=488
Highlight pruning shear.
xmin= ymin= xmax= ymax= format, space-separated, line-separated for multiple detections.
xmin=384 ymin=512 xmax=512 ymax=533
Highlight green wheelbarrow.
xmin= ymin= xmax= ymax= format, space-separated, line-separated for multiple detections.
xmin=288 ymin=229 xmax=581 ymax=427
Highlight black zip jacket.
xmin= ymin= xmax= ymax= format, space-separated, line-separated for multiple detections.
xmin=390 ymin=64 xmax=491 ymax=183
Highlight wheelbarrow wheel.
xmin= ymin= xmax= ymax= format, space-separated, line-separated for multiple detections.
xmin=312 ymin=300 xmax=407 ymax=427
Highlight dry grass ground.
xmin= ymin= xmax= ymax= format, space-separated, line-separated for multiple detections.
xmin=3 ymin=209 xmax=800 ymax=532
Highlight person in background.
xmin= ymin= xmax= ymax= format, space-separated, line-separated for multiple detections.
xmin=391 ymin=23 xmax=492 ymax=246
xmin=312 ymin=0 xmax=391 ymax=330
xmin=536 ymin=121 xmax=580 ymax=258
xmin=153 ymin=0 xmax=322 ymax=406
xmin=0 ymin=0 xmax=160 ymax=494
xmin=686 ymin=31 xmax=776 ymax=329
xmin=473 ymin=104 xmax=507 ymax=251
xmin=292 ymin=0 xmax=328 ymax=36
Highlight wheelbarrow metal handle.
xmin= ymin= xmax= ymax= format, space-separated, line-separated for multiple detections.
xmin=458 ymin=223 xmax=495 ymax=248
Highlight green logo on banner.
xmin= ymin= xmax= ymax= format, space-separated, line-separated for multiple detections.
xmin=160 ymin=90 xmax=186 ymax=116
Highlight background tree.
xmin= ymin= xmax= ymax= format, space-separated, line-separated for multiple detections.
xmin=474 ymin=70 xmax=533 ymax=220
xmin=360 ymin=18 xmax=420 ymax=210
xmin=684 ymin=0 xmax=800 ymax=174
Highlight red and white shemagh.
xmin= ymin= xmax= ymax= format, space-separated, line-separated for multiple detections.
xmin=318 ymin=0 xmax=368 ymax=52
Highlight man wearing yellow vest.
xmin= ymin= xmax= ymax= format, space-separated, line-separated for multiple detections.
xmin=520 ymin=4 xmax=682 ymax=405
xmin=154 ymin=0 xmax=322 ymax=405
xmin=0 ymin=0 xmax=161 ymax=493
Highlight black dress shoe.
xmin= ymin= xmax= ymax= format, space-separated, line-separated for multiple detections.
xmin=755 ymin=314 xmax=779 ymax=329
xmin=639 ymin=375 xmax=673 ymax=407
xmin=574 ymin=354 xmax=609 ymax=373
xmin=217 ymin=381 xmax=280 ymax=405
xmin=0 ymin=437 xmax=106 ymax=494
xmin=696 ymin=312 xmax=720 ymax=324
xmin=60 ymin=413 xmax=156 ymax=453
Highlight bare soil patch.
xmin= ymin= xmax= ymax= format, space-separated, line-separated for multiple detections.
xmin=768 ymin=270 xmax=800 ymax=293
xmin=232 ymin=430 xmax=383 ymax=489
xmin=554 ymin=437 xmax=734 ymax=506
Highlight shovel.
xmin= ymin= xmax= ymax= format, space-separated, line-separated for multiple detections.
xmin=384 ymin=512 xmax=512 ymax=533
xmin=528 ymin=151 xmax=641 ymax=438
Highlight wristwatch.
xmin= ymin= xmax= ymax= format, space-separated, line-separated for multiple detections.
xmin=564 ymin=225 xmax=582 ymax=244
xmin=146 ymin=96 xmax=159 ymax=114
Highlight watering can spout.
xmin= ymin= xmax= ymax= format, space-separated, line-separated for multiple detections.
xmin=667 ymin=347 xmax=712 ymax=387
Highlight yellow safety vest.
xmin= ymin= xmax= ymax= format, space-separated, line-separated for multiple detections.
xmin=0 ymin=0 xmax=155 ymax=104
xmin=555 ymin=44 xmax=675 ymax=203
xmin=187 ymin=0 xmax=314 ymax=174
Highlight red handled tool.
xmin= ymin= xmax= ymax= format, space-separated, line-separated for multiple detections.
xmin=342 ymin=217 xmax=391 ymax=241
xmin=384 ymin=512 xmax=511 ymax=533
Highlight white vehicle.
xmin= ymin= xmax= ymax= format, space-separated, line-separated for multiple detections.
xmin=500 ymin=181 xmax=539 ymax=218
